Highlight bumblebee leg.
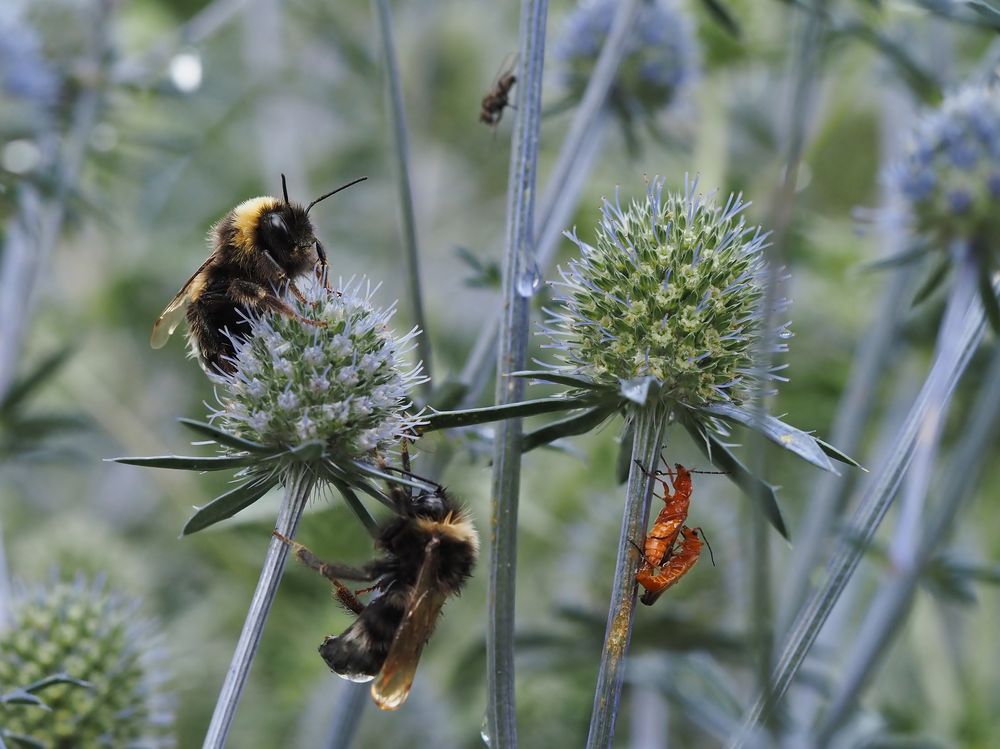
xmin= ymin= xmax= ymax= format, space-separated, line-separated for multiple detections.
xmin=228 ymin=279 xmax=327 ymax=327
xmin=272 ymin=532 xmax=369 ymax=614
xmin=315 ymin=239 xmax=332 ymax=290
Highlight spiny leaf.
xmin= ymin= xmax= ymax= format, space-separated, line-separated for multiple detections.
xmin=0 ymin=347 xmax=74 ymax=414
xmin=698 ymin=403 xmax=840 ymax=474
xmin=616 ymin=420 xmax=636 ymax=485
xmin=419 ymin=394 xmax=601 ymax=432
xmin=177 ymin=418 xmax=272 ymax=453
xmin=815 ymin=438 xmax=865 ymax=469
xmin=975 ymin=257 xmax=1000 ymax=332
xmin=181 ymin=475 xmax=279 ymax=535
xmin=683 ymin=419 xmax=788 ymax=540
xmin=521 ymin=404 xmax=617 ymax=453
xmin=862 ymin=241 xmax=932 ymax=272
xmin=110 ymin=454 xmax=256 ymax=471
xmin=22 ymin=674 xmax=92 ymax=694
xmin=700 ymin=0 xmax=741 ymax=37
xmin=3 ymin=733 xmax=47 ymax=749
xmin=968 ymin=0 xmax=1000 ymax=29
xmin=347 ymin=459 xmax=433 ymax=492
xmin=509 ymin=369 xmax=606 ymax=391
xmin=912 ymin=254 xmax=951 ymax=305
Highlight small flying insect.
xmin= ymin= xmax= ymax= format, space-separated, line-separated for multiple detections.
xmin=275 ymin=466 xmax=478 ymax=710
xmin=633 ymin=460 xmax=715 ymax=605
xmin=479 ymin=57 xmax=517 ymax=127
xmin=149 ymin=174 xmax=366 ymax=374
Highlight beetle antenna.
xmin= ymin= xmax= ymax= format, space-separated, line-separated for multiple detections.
xmin=306 ymin=176 xmax=368 ymax=214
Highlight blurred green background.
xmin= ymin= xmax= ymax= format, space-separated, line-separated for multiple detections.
xmin=2 ymin=0 xmax=1000 ymax=747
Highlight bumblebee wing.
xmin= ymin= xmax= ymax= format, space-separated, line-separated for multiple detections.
xmin=371 ymin=543 xmax=448 ymax=711
xmin=149 ymin=258 xmax=212 ymax=349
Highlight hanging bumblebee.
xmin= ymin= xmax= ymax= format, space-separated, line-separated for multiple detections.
xmin=633 ymin=460 xmax=714 ymax=605
xmin=275 ymin=465 xmax=478 ymax=710
xmin=149 ymin=174 xmax=366 ymax=374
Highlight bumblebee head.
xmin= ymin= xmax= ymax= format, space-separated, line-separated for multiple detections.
xmin=234 ymin=174 xmax=367 ymax=278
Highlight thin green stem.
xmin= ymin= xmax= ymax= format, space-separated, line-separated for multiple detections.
xmin=776 ymin=84 xmax=919 ymax=637
xmin=323 ymin=682 xmax=369 ymax=749
xmin=485 ymin=0 xmax=548 ymax=744
xmin=459 ymin=0 xmax=641 ymax=405
xmin=0 ymin=516 xmax=10 ymax=630
xmin=813 ymin=248 xmax=983 ymax=745
xmin=202 ymin=468 xmax=316 ymax=749
xmin=373 ymin=0 xmax=433 ymax=395
xmin=586 ymin=404 xmax=667 ymax=749
xmin=727 ymin=268 xmax=987 ymax=748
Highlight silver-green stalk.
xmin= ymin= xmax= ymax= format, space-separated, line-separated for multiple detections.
xmin=586 ymin=404 xmax=667 ymax=749
xmin=485 ymin=0 xmax=548 ymax=744
xmin=202 ymin=468 xmax=315 ymax=749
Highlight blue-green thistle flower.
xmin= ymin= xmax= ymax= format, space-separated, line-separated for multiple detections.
xmin=892 ymin=83 xmax=1000 ymax=245
xmin=0 ymin=576 xmax=173 ymax=748
xmin=543 ymin=176 xmax=788 ymax=409
xmin=210 ymin=276 xmax=425 ymax=459
xmin=554 ymin=0 xmax=699 ymax=118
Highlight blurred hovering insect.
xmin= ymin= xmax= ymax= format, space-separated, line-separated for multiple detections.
xmin=633 ymin=460 xmax=715 ymax=605
xmin=149 ymin=174 xmax=366 ymax=374
xmin=275 ymin=461 xmax=478 ymax=710
xmin=479 ymin=57 xmax=517 ymax=127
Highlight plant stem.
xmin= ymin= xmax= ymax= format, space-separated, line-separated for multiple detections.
xmin=0 ymin=516 xmax=10 ymax=630
xmin=0 ymin=0 xmax=112 ymax=399
xmin=485 ymin=0 xmax=547 ymax=744
xmin=777 ymin=85 xmax=919 ymax=636
xmin=459 ymin=0 xmax=642 ymax=406
xmin=202 ymin=468 xmax=315 ymax=749
xmin=727 ymin=263 xmax=987 ymax=748
xmin=323 ymin=682 xmax=369 ymax=749
xmin=586 ymin=403 xmax=666 ymax=749
xmin=373 ymin=0 xmax=433 ymax=396
xmin=813 ymin=248 xmax=983 ymax=745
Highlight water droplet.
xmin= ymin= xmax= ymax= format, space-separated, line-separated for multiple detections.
xmin=337 ymin=671 xmax=376 ymax=684
xmin=620 ymin=376 xmax=654 ymax=405
xmin=515 ymin=262 xmax=542 ymax=297
xmin=480 ymin=715 xmax=491 ymax=747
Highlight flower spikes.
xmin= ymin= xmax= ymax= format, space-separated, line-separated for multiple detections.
xmin=543 ymin=175 xmax=789 ymax=410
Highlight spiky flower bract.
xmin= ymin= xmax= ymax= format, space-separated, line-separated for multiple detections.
xmin=892 ymin=83 xmax=1000 ymax=245
xmin=544 ymin=176 xmax=788 ymax=409
xmin=0 ymin=576 xmax=173 ymax=748
xmin=554 ymin=0 xmax=699 ymax=118
xmin=210 ymin=277 xmax=425 ymax=459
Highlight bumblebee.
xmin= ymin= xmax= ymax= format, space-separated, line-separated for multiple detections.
xmin=276 ymin=473 xmax=478 ymax=710
xmin=150 ymin=175 xmax=366 ymax=374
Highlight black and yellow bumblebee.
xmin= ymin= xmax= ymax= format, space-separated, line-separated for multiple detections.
xmin=275 ymin=473 xmax=478 ymax=710
xmin=150 ymin=175 xmax=366 ymax=374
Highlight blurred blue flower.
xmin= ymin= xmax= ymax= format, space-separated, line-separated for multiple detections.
xmin=892 ymin=83 xmax=1000 ymax=243
xmin=554 ymin=0 xmax=699 ymax=119
xmin=0 ymin=13 xmax=59 ymax=106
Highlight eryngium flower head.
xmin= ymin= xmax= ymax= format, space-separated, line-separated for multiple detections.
xmin=554 ymin=0 xmax=699 ymax=117
xmin=892 ymin=83 xmax=1000 ymax=243
xmin=544 ymin=176 xmax=788 ymax=407
xmin=0 ymin=576 xmax=173 ymax=748
xmin=210 ymin=277 xmax=424 ymax=457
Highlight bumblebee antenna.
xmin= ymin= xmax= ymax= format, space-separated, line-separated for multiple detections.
xmin=281 ymin=173 xmax=291 ymax=206
xmin=306 ymin=176 xmax=368 ymax=214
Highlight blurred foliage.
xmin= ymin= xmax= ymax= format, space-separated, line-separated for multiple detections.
xmin=2 ymin=0 xmax=1000 ymax=748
